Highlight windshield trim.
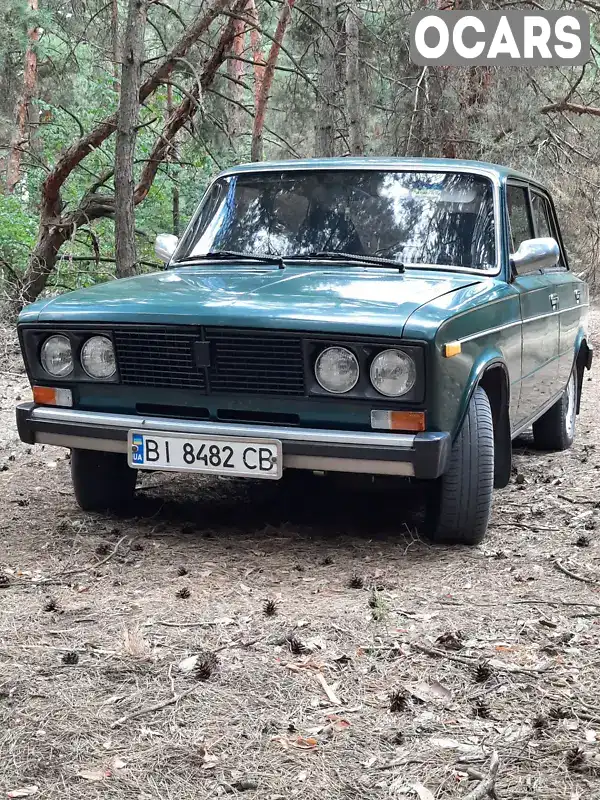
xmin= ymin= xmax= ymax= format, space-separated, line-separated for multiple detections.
xmin=171 ymin=166 xmax=503 ymax=277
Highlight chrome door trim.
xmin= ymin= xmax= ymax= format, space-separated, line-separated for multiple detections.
xmin=456 ymin=304 xmax=589 ymax=345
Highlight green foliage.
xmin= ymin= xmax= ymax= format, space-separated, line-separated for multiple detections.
xmin=2 ymin=0 xmax=600 ymax=300
xmin=0 ymin=194 xmax=37 ymax=276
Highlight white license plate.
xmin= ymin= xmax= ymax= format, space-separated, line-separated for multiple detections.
xmin=127 ymin=430 xmax=282 ymax=479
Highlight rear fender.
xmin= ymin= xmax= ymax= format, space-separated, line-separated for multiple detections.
xmin=574 ymin=329 xmax=593 ymax=414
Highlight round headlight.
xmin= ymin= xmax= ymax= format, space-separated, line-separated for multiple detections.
xmin=40 ymin=335 xmax=73 ymax=377
xmin=315 ymin=346 xmax=359 ymax=394
xmin=81 ymin=336 xmax=116 ymax=379
xmin=370 ymin=349 xmax=416 ymax=397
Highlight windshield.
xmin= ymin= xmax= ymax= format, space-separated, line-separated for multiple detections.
xmin=175 ymin=170 xmax=497 ymax=271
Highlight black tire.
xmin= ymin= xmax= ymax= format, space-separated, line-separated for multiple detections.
xmin=426 ymin=387 xmax=494 ymax=545
xmin=71 ymin=448 xmax=137 ymax=512
xmin=532 ymin=368 xmax=577 ymax=451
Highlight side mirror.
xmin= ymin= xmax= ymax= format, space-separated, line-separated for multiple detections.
xmin=155 ymin=233 xmax=179 ymax=264
xmin=510 ymin=237 xmax=559 ymax=274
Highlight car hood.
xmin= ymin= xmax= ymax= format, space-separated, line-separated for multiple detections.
xmin=23 ymin=265 xmax=482 ymax=337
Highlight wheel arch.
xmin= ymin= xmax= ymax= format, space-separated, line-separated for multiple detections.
xmin=459 ymin=357 xmax=512 ymax=490
xmin=574 ymin=331 xmax=593 ymax=415
xmin=478 ymin=362 xmax=512 ymax=489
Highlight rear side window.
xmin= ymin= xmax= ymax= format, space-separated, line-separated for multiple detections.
xmin=507 ymin=185 xmax=534 ymax=252
xmin=531 ymin=191 xmax=566 ymax=267
xmin=531 ymin=193 xmax=552 ymax=238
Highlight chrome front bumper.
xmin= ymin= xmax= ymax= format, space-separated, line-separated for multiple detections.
xmin=16 ymin=403 xmax=451 ymax=479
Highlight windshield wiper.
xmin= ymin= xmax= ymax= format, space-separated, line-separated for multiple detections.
xmin=294 ymin=251 xmax=404 ymax=272
xmin=177 ymin=250 xmax=285 ymax=269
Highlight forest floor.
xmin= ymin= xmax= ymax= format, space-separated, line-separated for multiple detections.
xmin=1 ymin=317 xmax=600 ymax=800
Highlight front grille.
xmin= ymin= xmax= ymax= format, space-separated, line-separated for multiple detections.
xmin=112 ymin=326 xmax=306 ymax=395
xmin=207 ymin=328 xmax=305 ymax=396
xmin=113 ymin=327 xmax=206 ymax=390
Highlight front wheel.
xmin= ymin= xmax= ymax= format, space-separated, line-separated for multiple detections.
xmin=532 ymin=369 xmax=577 ymax=451
xmin=425 ymin=387 xmax=495 ymax=546
xmin=71 ymin=449 xmax=137 ymax=512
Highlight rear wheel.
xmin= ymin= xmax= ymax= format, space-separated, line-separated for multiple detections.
xmin=532 ymin=368 xmax=577 ymax=451
xmin=71 ymin=449 xmax=137 ymax=512
xmin=425 ymin=387 xmax=494 ymax=545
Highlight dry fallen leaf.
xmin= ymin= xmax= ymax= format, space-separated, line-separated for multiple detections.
xmin=412 ymin=783 xmax=435 ymax=800
xmin=77 ymin=768 xmax=110 ymax=781
xmin=325 ymin=714 xmax=351 ymax=732
xmin=292 ymin=737 xmax=318 ymax=750
xmin=178 ymin=655 xmax=199 ymax=673
xmin=201 ymin=752 xmax=219 ymax=770
xmin=7 ymin=788 xmax=39 ymax=799
xmin=430 ymin=737 xmax=460 ymax=749
xmin=406 ymin=680 xmax=451 ymax=704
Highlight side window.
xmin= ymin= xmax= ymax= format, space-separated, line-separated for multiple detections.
xmin=507 ymin=185 xmax=534 ymax=253
xmin=531 ymin=191 xmax=566 ymax=268
xmin=531 ymin=193 xmax=552 ymax=238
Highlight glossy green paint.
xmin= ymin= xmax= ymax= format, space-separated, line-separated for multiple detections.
xmin=19 ymin=265 xmax=481 ymax=337
xmin=18 ymin=157 xmax=590 ymax=442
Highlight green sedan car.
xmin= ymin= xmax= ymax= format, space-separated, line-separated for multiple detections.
xmin=15 ymin=158 xmax=592 ymax=544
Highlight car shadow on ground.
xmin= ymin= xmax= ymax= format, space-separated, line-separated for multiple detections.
xmin=105 ymin=434 xmax=545 ymax=552
xmin=119 ymin=470 xmax=431 ymax=546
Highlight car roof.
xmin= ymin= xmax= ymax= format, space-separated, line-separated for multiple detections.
xmin=218 ymin=157 xmax=543 ymax=188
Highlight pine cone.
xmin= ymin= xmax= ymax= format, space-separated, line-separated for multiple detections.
xmin=195 ymin=652 xmax=218 ymax=681
xmin=348 ymin=574 xmax=364 ymax=589
xmin=473 ymin=700 xmax=490 ymax=719
xmin=474 ymin=660 xmax=492 ymax=683
xmin=263 ymin=599 xmax=278 ymax=617
xmin=389 ymin=689 xmax=408 ymax=713
xmin=287 ymin=635 xmax=307 ymax=655
xmin=62 ymin=650 xmax=79 ymax=665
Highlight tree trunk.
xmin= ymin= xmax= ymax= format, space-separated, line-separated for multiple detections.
xmin=345 ymin=6 xmax=363 ymax=156
xmin=315 ymin=0 xmax=337 ymax=157
xmin=245 ymin=0 xmax=265 ymax=113
xmin=115 ymin=0 xmax=148 ymax=279
xmin=5 ymin=0 xmax=40 ymax=193
xmin=250 ymin=0 xmax=295 ymax=161
xmin=165 ymin=82 xmax=180 ymax=236
xmin=228 ymin=13 xmax=246 ymax=140
xmin=111 ymin=0 xmax=122 ymax=91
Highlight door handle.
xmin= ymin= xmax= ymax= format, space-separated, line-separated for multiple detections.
xmin=574 ymin=289 xmax=581 ymax=305
xmin=549 ymin=293 xmax=559 ymax=311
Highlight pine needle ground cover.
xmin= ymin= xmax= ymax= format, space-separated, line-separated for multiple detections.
xmin=1 ymin=316 xmax=600 ymax=798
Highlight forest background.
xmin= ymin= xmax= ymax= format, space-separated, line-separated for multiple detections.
xmin=1 ymin=0 xmax=600 ymax=310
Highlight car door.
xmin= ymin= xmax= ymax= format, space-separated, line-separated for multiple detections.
xmin=530 ymin=189 xmax=583 ymax=388
xmin=507 ymin=183 xmax=560 ymax=428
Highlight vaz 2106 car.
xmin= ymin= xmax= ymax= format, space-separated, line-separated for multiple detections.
xmin=16 ymin=158 xmax=593 ymax=544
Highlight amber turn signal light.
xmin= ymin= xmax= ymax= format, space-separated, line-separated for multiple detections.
xmin=33 ymin=386 xmax=73 ymax=407
xmin=443 ymin=341 xmax=462 ymax=358
xmin=371 ymin=410 xmax=426 ymax=432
